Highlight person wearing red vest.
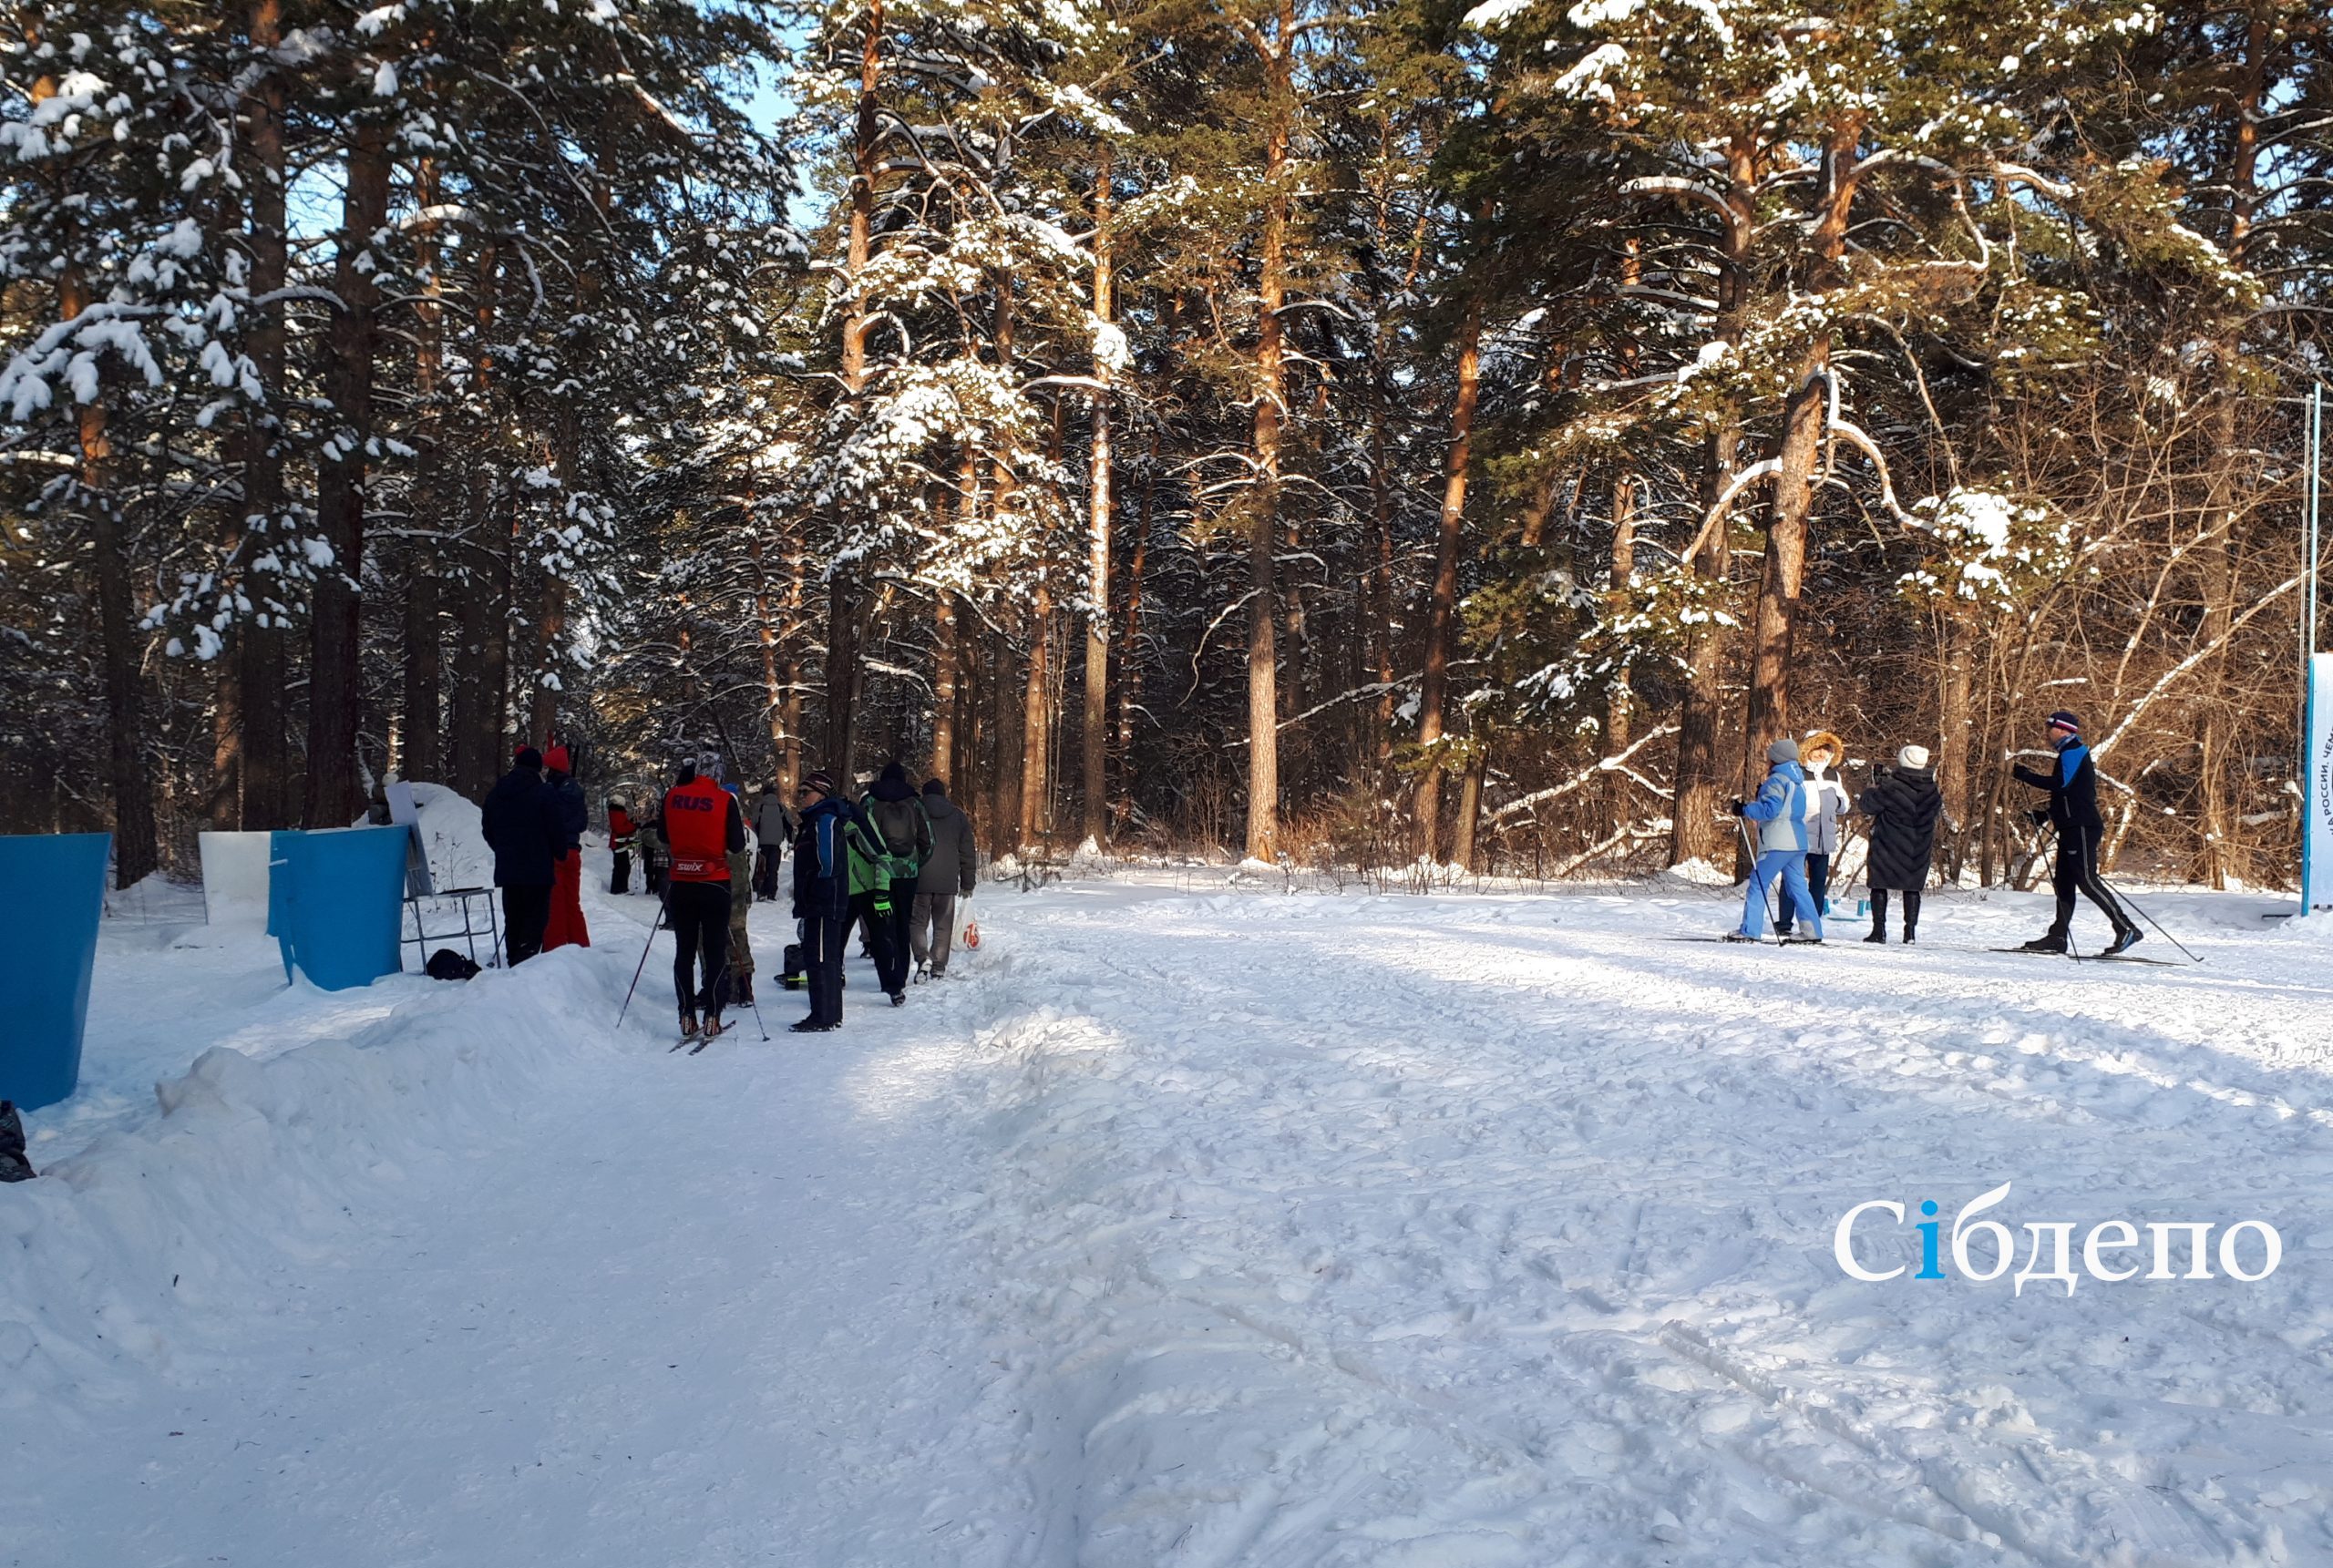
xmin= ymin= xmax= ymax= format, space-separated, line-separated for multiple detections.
xmin=607 ymin=799 xmax=638 ymax=895
xmin=658 ymin=757 xmax=747 ymax=1041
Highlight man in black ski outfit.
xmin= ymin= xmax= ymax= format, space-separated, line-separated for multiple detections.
xmin=2011 ymin=710 xmax=2141 ymax=956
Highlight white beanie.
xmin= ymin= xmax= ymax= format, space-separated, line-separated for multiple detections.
xmin=1897 ymin=744 xmax=1930 ymax=769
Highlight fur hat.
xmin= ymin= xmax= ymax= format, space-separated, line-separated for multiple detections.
xmin=1766 ymin=737 xmax=1800 ymax=764
xmin=1801 ymin=730 xmax=1845 ymax=769
xmin=1897 ymin=744 xmax=1930 ymax=770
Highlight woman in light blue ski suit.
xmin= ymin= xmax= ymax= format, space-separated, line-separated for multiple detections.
xmin=1729 ymin=738 xmax=1824 ymax=941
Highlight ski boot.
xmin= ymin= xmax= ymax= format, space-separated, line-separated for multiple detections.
xmin=678 ymin=1005 xmax=701 ymax=1044
xmin=2019 ymin=932 xmax=2068 ymax=954
xmin=1721 ymin=931 xmax=1759 ymax=944
xmin=2101 ymin=925 xmax=2143 ymax=958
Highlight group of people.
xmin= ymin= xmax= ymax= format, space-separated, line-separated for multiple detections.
xmin=1726 ymin=708 xmax=2141 ymax=956
xmin=479 ymin=743 xmax=592 ymax=964
xmin=489 ymin=745 xmax=982 ymax=1042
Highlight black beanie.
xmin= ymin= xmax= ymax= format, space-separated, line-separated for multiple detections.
xmin=922 ymin=778 xmax=947 ymax=797
xmin=515 ymin=746 xmax=543 ymax=770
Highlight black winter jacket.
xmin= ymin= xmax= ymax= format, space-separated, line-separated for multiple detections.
xmin=1855 ymin=765 xmax=1944 ymax=892
xmin=916 ymin=792 xmax=979 ymax=896
xmin=2012 ymin=738 xmax=2103 ymax=834
xmin=546 ymin=773 xmax=587 ymax=855
xmin=481 ymin=765 xmax=560 ymax=887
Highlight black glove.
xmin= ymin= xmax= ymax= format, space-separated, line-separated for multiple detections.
xmin=1872 ymin=764 xmax=1894 ymax=781
xmin=1727 ymin=798 xmax=1747 ymax=816
xmin=2029 ymin=806 xmax=2050 ymax=825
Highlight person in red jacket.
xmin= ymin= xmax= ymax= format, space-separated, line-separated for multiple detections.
xmin=541 ymin=744 xmax=591 ymax=951
xmin=607 ymin=798 xmax=638 ymax=895
xmin=659 ymin=755 xmax=747 ymax=1041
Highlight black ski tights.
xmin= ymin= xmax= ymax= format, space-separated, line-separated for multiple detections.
xmin=2050 ymin=826 xmax=2133 ymax=940
xmin=1869 ymin=887 xmax=1922 ymax=939
xmin=668 ymin=880 xmax=732 ymax=1017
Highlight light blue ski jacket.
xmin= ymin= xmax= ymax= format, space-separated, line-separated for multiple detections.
xmin=1741 ymin=760 xmax=1816 ymax=853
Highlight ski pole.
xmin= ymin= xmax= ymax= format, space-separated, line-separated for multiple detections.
xmin=1734 ymin=813 xmax=1783 ymax=942
xmin=2101 ymin=876 xmax=2203 ymax=963
xmin=617 ymin=889 xmax=672 ymax=1027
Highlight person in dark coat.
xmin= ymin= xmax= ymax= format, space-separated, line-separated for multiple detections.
xmin=910 ymin=778 xmax=978 ymax=979
xmin=789 ymin=770 xmax=854 ymax=1032
xmin=858 ymin=761 xmax=931 ymax=1003
xmin=1855 ymin=744 xmax=1944 ymax=943
xmin=2011 ymin=710 xmax=2140 ymax=955
xmin=750 ymin=782 xmax=795 ymax=901
xmin=480 ymin=746 xmax=560 ymax=965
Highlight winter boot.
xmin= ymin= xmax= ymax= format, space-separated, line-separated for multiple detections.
xmin=2019 ymin=932 xmax=2068 ymax=954
xmin=789 ymin=1017 xmax=834 ymax=1034
xmin=1902 ymin=927 xmax=1917 ymax=946
xmin=1863 ymin=928 xmax=1886 ymax=944
xmin=2102 ymin=925 xmax=2143 ymax=958
xmin=889 ymin=990 xmax=906 ymax=1007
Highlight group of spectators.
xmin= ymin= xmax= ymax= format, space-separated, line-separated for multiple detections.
xmin=479 ymin=744 xmax=591 ymax=964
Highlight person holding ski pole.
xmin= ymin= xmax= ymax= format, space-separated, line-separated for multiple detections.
xmin=2012 ymin=710 xmax=2141 ymax=956
xmin=1726 ymin=738 xmax=1824 ymax=943
xmin=660 ymin=754 xmax=747 ymax=1044
xmin=790 ymin=770 xmax=853 ymax=1033
xmin=1777 ymin=730 xmax=1850 ymax=938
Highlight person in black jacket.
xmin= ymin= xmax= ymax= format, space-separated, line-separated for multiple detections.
xmin=1855 ymin=745 xmax=1945 ymax=943
xmin=2011 ymin=710 xmax=2140 ymax=955
xmin=480 ymin=746 xmax=560 ymax=965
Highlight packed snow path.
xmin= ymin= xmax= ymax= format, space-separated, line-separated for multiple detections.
xmin=9 ymin=876 xmax=2333 ymax=1566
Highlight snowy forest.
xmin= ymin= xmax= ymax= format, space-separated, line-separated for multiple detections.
xmin=2 ymin=0 xmax=2328 ymax=889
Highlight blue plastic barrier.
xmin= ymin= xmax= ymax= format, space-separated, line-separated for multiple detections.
xmin=270 ymin=826 xmax=409 ymax=991
xmin=0 ymin=833 xmax=109 ymax=1111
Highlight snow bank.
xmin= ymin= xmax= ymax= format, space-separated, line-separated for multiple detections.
xmin=0 ymin=945 xmax=623 ymax=1416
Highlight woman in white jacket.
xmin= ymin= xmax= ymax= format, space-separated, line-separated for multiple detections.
xmin=1776 ymin=730 xmax=1851 ymax=938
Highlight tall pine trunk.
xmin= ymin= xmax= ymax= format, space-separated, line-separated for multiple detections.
xmin=238 ymin=0 xmax=290 ymax=827
xmin=1244 ymin=2 xmax=1294 ymax=862
xmin=1081 ymin=147 xmax=1115 ymax=848
xmin=304 ymin=118 xmax=392 ymax=826
xmin=1414 ymin=295 xmax=1482 ymax=861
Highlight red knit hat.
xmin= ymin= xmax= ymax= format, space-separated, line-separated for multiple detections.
xmin=544 ymin=745 xmax=572 ymax=774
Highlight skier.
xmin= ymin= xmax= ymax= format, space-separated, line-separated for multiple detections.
xmin=750 ymin=780 xmax=794 ymax=901
xmin=910 ymin=777 xmax=978 ymax=980
xmin=480 ymin=746 xmax=560 ymax=966
xmin=859 ymin=761 xmax=931 ymax=1005
xmin=541 ymin=744 xmax=591 ymax=951
xmin=1856 ymin=744 xmax=1943 ymax=943
xmin=1727 ymin=738 xmax=1824 ymax=943
xmin=790 ymin=770 xmax=853 ymax=1032
xmin=607 ymin=797 xmax=638 ymax=895
xmin=2011 ymin=710 xmax=2141 ymax=956
xmin=660 ymin=754 xmax=747 ymax=1042
xmin=1776 ymin=730 xmax=1850 ymax=938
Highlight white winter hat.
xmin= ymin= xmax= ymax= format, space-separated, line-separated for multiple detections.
xmin=1897 ymin=744 xmax=1931 ymax=769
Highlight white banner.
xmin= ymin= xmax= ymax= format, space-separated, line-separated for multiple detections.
xmin=2310 ymin=653 xmax=2333 ymax=911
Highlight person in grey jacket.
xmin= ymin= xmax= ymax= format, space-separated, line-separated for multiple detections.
xmin=750 ymin=780 xmax=796 ymax=900
xmin=911 ymin=777 xmax=979 ymax=979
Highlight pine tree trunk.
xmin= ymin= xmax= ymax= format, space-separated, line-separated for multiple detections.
xmin=826 ymin=574 xmax=858 ymax=783
xmin=1115 ymin=431 xmax=1156 ymax=831
xmin=1021 ymin=577 xmax=1053 ymax=849
xmin=238 ymin=0 xmax=290 ymax=827
xmin=1454 ymin=749 xmax=1485 ymax=873
xmin=1415 ymin=296 xmax=1482 ymax=863
xmin=304 ymin=118 xmax=393 ymax=826
xmin=1244 ymin=3 xmax=1294 ymax=862
xmin=1082 ymin=148 xmax=1115 ymax=848
xmin=932 ymin=589 xmax=958 ymax=784
xmin=63 ymin=271 xmax=158 ymax=886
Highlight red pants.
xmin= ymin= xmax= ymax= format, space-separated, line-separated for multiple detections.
xmin=543 ymin=851 xmax=591 ymax=950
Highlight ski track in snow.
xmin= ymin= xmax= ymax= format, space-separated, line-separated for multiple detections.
xmin=7 ymin=868 xmax=2333 ymax=1566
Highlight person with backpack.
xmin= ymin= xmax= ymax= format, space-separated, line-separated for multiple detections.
xmin=1776 ymin=730 xmax=1850 ymax=938
xmin=542 ymin=744 xmax=591 ymax=951
xmin=2012 ymin=710 xmax=2141 ymax=956
xmin=659 ymin=755 xmax=747 ymax=1043
xmin=1726 ymin=738 xmax=1824 ymax=943
xmin=790 ymin=770 xmax=854 ymax=1032
xmin=480 ymin=746 xmax=560 ymax=965
xmin=751 ymin=781 xmax=794 ymax=901
xmin=1856 ymin=744 xmax=1945 ymax=943
xmin=858 ymin=761 xmax=930 ymax=1005
xmin=608 ymin=797 xmax=638 ymax=895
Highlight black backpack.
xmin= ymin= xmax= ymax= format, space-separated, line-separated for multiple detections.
xmin=782 ymin=942 xmax=806 ymax=989
xmin=0 ymin=1100 xmax=35 ymax=1183
xmin=425 ymin=948 xmax=483 ymax=981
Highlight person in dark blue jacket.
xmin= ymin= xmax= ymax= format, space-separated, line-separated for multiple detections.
xmin=1726 ymin=738 xmax=1824 ymax=942
xmin=2012 ymin=710 xmax=2140 ymax=955
xmin=789 ymin=770 xmax=855 ymax=1032
xmin=480 ymin=747 xmax=560 ymax=965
